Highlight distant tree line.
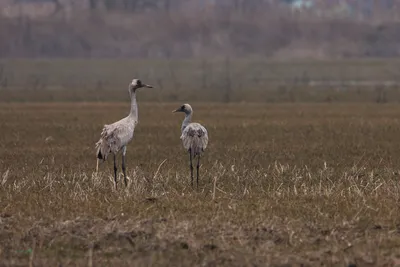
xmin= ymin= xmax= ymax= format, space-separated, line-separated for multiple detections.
xmin=0 ymin=0 xmax=400 ymax=58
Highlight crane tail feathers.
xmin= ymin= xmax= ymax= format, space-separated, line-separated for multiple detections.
xmin=183 ymin=135 xmax=207 ymax=157
xmin=97 ymin=148 xmax=103 ymax=160
xmin=95 ymin=139 xmax=109 ymax=161
xmin=181 ymin=124 xmax=208 ymax=157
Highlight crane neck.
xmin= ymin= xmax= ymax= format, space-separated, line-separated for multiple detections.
xmin=181 ymin=111 xmax=192 ymax=132
xmin=128 ymin=90 xmax=138 ymax=121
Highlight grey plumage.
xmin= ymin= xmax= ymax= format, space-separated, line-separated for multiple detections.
xmin=95 ymin=78 xmax=153 ymax=188
xmin=173 ymin=103 xmax=208 ymax=187
xmin=96 ymin=117 xmax=136 ymax=161
xmin=181 ymin=123 xmax=208 ymax=157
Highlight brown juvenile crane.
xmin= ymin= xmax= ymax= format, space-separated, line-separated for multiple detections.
xmin=95 ymin=78 xmax=153 ymax=188
xmin=173 ymin=104 xmax=209 ymax=188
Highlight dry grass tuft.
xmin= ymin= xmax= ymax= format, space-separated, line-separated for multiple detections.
xmin=1 ymin=103 xmax=400 ymax=266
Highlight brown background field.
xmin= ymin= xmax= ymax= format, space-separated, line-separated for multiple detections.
xmin=1 ymin=100 xmax=400 ymax=266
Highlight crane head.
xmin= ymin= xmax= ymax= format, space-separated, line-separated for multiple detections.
xmin=173 ymin=103 xmax=192 ymax=114
xmin=129 ymin=79 xmax=153 ymax=92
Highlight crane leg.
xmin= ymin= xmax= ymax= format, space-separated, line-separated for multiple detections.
xmin=189 ymin=149 xmax=194 ymax=187
xmin=122 ymin=147 xmax=128 ymax=187
xmin=96 ymin=158 xmax=99 ymax=173
xmin=113 ymin=154 xmax=118 ymax=189
xmin=196 ymin=155 xmax=200 ymax=189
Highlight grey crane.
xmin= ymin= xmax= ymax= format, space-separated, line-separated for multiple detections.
xmin=95 ymin=79 xmax=153 ymax=188
xmin=173 ymin=104 xmax=208 ymax=187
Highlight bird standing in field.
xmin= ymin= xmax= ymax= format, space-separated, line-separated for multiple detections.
xmin=95 ymin=79 xmax=153 ymax=188
xmin=173 ymin=104 xmax=208 ymax=188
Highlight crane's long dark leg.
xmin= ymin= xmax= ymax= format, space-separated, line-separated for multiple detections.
xmin=122 ymin=146 xmax=128 ymax=187
xmin=189 ymin=149 xmax=194 ymax=187
xmin=113 ymin=154 xmax=118 ymax=189
xmin=196 ymin=155 xmax=200 ymax=189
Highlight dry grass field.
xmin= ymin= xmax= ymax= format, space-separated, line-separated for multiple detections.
xmin=1 ymin=102 xmax=400 ymax=266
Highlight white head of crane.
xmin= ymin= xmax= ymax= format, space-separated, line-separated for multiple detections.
xmin=129 ymin=79 xmax=153 ymax=93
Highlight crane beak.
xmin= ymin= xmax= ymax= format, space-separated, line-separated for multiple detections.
xmin=144 ymin=84 xmax=153 ymax=88
xmin=172 ymin=108 xmax=181 ymax=113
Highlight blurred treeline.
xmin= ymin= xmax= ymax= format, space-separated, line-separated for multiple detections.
xmin=1 ymin=0 xmax=400 ymax=59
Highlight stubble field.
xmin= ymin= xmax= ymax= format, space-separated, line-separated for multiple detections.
xmin=1 ymin=101 xmax=400 ymax=266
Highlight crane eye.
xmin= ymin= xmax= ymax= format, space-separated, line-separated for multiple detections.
xmin=181 ymin=105 xmax=185 ymax=110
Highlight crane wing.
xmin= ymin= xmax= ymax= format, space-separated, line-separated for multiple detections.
xmin=181 ymin=123 xmax=208 ymax=154
xmin=95 ymin=124 xmax=123 ymax=160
